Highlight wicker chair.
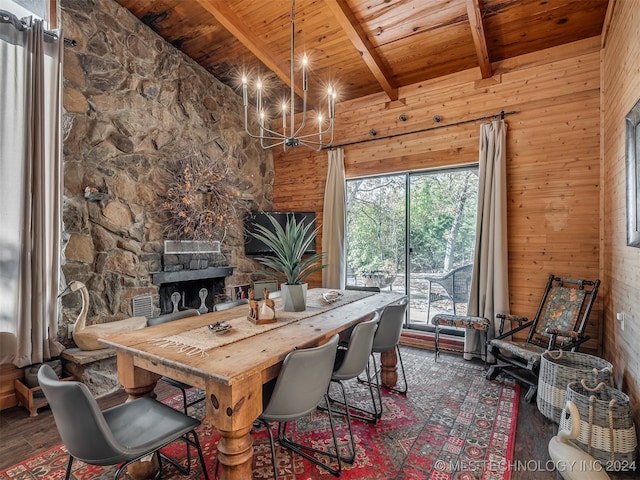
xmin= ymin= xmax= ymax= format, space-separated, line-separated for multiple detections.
xmin=486 ymin=274 xmax=600 ymax=403
xmin=424 ymin=263 xmax=473 ymax=319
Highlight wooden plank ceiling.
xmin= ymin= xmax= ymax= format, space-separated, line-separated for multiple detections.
xmin=116 ymin=0 xmax=608 ymax=110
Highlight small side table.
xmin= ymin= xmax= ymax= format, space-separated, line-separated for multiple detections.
xmin=431 ymin=314 xmax=490 ymax=362
xmin=14 ymin=376 xmax=74 ymax=416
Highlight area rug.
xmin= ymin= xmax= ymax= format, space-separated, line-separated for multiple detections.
xmin=0 ymin=347 xmax=518 ymax=480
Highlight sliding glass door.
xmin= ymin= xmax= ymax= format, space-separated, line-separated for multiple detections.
xmin=345 ymin=175 xmax=406 ymax=292
xmin=406 ymin=168 xmax=478 ymax=329
xmin=346 ymin=167 xmax=478 ymax=330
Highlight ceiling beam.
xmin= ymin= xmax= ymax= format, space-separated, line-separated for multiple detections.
xmin=323 ymin=0 xmax=399 ymax=101
xmin=195 ymin=0 xmax=305 ymax=100
xmin=465 ymin=0 xmax=492 ymax=79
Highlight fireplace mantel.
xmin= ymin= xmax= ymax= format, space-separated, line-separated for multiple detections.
xmin=152 ymin=266 xmax=234 ymax=285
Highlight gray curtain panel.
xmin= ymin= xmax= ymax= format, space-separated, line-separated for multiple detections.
xmin=0 ymin=11 xmax=64 ymax=366
xmin=322 ymin=148 xmax=346 ymax=289
xmin=465 ymin=120 xmax=510 ymax=362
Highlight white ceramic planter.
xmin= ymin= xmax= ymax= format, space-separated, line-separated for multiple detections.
xmin=280 ymin=283 xmax=308 ymax=312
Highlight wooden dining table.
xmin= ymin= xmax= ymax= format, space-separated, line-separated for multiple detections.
xmin=101 ymin=288 xmax=405 ymax=480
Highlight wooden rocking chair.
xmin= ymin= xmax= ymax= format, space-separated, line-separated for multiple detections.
xmin=486 ymin=274 xmax=600 ymax=403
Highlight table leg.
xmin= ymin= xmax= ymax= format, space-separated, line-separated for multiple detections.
xmin=116 ymin=352 xmax=161 ymax=401
xmin=206 ymin=373 xmax=263 ymax=480
xmin=216 ymin=424 xmax=254 ymax=479
xmin=380 ymin=348 xmax=398 ymax=387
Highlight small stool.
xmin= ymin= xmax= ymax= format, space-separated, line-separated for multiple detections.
xmin=431 ymin=314 xmax=490 ymax=363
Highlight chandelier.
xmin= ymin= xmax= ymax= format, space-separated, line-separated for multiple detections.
xmin=241 ymin=0 xmax=337 ymax=151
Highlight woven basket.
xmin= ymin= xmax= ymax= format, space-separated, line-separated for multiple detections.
xmin=537 ymin=350 xmax=612 ymax=424
xmin=561 ymin=380 xmax=638 ymax=471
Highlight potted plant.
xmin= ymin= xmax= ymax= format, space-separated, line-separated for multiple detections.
xmin=249 ymin=213 xmax=326 ymax=311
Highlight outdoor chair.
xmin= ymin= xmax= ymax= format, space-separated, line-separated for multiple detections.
xmin=424 ymin=263 xmax=473 ymax=320
xmin=37 ymin=364 xmax=209 ymax=480
xmin=147 ymin=309 xmax=204 ymax=414
xmin=486 ymin=274 xmax=600 ymax=403
xmin=257 ymin=335 xmax=341 ymax=479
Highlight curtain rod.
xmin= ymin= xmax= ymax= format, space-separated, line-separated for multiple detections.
xmin=326 ymin=109 xmax=517 ymax=150
xmin=0 ymin=9 xmax=76 ymax=47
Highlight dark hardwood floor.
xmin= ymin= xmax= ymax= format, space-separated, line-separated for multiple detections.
xmin=0 ymin=350 xmax=632 ymax=479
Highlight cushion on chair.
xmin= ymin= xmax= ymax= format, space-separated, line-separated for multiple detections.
xmin=431 ymin=314 xmax=490 ymax=331
xmin=102 ymin=397 xmax=200 ymax=459
xmin=534 ymin=286 xmax=586 ymax=339
xmin=489 ymin=338 xmax=546 ymax=367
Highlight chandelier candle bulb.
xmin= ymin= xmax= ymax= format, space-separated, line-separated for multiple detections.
xmin=302 ymin=55 xmax=308 ymax=90
xmin=282 ymin=102 xmax=287 ymax=132
xmin=242 ymin=76 xmax=248 ymax=106
xmin=256 ymin=80 xmax=262 ymax=112
xmin=330 ymin=90 xmax=336 ymax=119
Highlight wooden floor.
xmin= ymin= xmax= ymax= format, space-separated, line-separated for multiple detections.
xmin=0 ymin=351 xmax=630 ymax=479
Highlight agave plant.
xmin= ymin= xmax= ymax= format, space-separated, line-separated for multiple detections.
xmin=250 ymin=213 xmax=326 ymax=285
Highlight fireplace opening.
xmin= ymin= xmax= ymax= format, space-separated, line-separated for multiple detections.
xmin=152 ymin=265 xmax=235 ymax=315
xmin=159 ymin=277 xmax=227 ymax=314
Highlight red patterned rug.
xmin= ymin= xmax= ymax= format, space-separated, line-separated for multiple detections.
xmin=0 ymin=347 xmax=518 ymax=480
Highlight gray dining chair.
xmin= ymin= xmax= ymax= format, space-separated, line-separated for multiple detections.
xmin=147 ymin=309 xmax=204 ymax=414
xmin=357 ymin=297 xmax=409 ymax=419
xmin=258 ymin=334 xmax=341 ymax=479
xmin=320 ymin=313 xmax=380 ymax=461
xmin=37 ymin=364 xmax=209 ymax=480
xmin=213 ymin=298 xmax=249 ymax=311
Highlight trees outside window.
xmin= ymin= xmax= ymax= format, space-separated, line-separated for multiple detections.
xmin=346 ymin=167 xmax=478 ymax=326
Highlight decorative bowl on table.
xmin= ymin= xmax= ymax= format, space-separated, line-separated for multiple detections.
xmin=322 ymin=291 xmax=343 ymax=304
xmin=208 ymin=322 xmax=232 ymax=334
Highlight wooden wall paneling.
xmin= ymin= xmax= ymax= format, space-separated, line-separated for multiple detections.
xmin=274 ymin=37 xmax=602 ymax=345
xmin=273 ymin=149 xmax=328 ymax=289
xmin=600 ymin=0 xmax=640 ymax=431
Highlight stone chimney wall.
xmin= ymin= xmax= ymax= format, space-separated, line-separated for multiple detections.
xmin=59 ymin=0 xmax=272 ymax=344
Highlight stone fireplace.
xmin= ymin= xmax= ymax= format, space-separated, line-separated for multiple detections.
xmin=58 ymin=0 xmax=273 ymax=346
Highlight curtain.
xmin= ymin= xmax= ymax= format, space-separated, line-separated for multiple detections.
xmin=465 ymin=120 xmax=509 ymax=362
xmin=322 ymin=148 xmax=346 ymax=289
xmin=0 ymin=11 xmax=64 ymax=367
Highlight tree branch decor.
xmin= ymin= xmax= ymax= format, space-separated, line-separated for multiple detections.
xmin=162 ymin=155 xmax=245 ymax=241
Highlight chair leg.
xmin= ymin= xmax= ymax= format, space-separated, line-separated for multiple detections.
xmin=189 ymin=430 xmax=211 ymax=480
xmin=160 ymin=430 xmax=210 ymax=480
xmin=392 ymin=344 xmax=408 ymax=395
xmin=277 ymin=393 xmax=343 ymax=477
xmin=318 ymin=380 xmax=358 ymax=462
xmin=485 ymin=356 xmax=539 ymax=403
xmin=524 ymin=384 xmax=538 ymax=403
xmin=166 ymin=383 xmax=206 ymax=466
xmin=65 ymin=456 xmax=74 ymax=480
xmin=359 ymin=346 xmax=408 ymax=396
xmin=486 ymin=364 xmax=500 ymax=381
xmin=254 ymin=418 xmax=279 ymax=480
xmin=334 ymin=381 xmax=356 ymax=463
xmin=179 ymin=387 xmax=188 ymax=415
xmin=332 ymin=360 xmax=382 ymax=423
